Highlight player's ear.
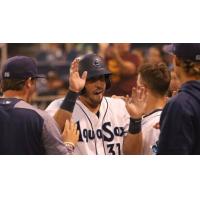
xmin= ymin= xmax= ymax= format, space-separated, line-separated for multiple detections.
xmin=25 ymin=77 xmax=34 ymax=89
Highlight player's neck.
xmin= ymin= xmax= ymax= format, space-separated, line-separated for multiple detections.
xmin=3 ymin=90 xmax=29 ymax=102
xmin=79 ymin=96 xmax=101 ymax=113
xmin=145 ymin=95 xmax=166 ymax=115
xmin=176 ymin=67 xmax=200 ymax=85
xmin=180 ymin=75 xmax=200 ymax=85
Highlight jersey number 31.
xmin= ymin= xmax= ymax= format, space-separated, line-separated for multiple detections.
xmin=107 ymin=143 xmax=121 ymax=155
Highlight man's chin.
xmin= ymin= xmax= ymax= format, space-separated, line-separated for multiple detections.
xmin=94 ymin=97 xmax=103 ymax=104
xmin=92 ymin=94 xmax=104 ymax=105
xmin=82 ymin=91 xmax=105 ymax=107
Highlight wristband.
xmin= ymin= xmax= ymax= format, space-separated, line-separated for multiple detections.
xmin=128 ymin=118 xmax=142 ymax=134
xmin=60 ymin=90 xmax=79 ymax=112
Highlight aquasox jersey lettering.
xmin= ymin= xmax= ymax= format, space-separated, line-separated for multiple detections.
xmin=46 ymin=97 xmax=130 ymax=155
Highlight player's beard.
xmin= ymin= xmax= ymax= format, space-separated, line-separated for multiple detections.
xmin=81 ymin=89 xmax=105 ymax=109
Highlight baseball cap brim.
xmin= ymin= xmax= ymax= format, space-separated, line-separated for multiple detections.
xmin=32 ymin=74 xmax=46 ymax=79
xmin=163 ymin=43 xmax=200 ymax=61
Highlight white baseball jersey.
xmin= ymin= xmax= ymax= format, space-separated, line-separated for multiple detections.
xmin=46 ymin=97 xmax=130 ymax=155
xmin=141 ymin=109 xmax=162 ymax=155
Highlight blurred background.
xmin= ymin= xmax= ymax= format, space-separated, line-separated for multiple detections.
xmin=0 ymin=43 xmax=175 ymax=109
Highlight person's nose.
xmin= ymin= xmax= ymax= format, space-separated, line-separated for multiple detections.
xmin=95 ymin=79 xmax=105 ymax=89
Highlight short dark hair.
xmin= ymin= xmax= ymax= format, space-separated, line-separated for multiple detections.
xmin=175 ymin=57 xmax=200 ymax=78
xmin=139 ymin=63 xmax=171 ymax=96
xmin=1 ymin=79 xmax=26 ymax=92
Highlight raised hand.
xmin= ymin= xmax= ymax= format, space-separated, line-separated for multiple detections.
xmin=69 ymin=58 xmax=87 ymax=93
xmin=125 ymin=86 xmax=148 ymax=119
xmin=62 ymin=120 xmax=79 ymax=146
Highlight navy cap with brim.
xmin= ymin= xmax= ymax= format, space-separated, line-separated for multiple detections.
xmin=32 ymin=74 xmax=46 ymax=79
xmin=163 ymin=43 xmax=200 ymax=62
xmin=2 ymin=74 xmax=46 ymax=79
xmin=2 ymin=56 xmax=46 ymax=80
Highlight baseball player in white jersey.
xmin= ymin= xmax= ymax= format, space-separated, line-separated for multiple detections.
xmin=142 ymin=110 xmax=162 ymax=154
xmin=135 ymin=63 xmax=171 ymax=154
xmin=47 ymin=96 xmax=130 ymax=154
xmin=46 ymin=54 xmax=145 ymax=155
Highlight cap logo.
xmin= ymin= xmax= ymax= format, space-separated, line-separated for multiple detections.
xmin=196 ymin=55 xmax=200 ymax=61
xmin=94 ymin=59 xmax=101 ymax=67
xmin=4 ymin=72 xmax=10 ymax=78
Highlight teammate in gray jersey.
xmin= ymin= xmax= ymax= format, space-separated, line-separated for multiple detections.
xmin=0 ymin=56 xmax=79 ymax=155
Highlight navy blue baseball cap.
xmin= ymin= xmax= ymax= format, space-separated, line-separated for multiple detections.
xmin=164 ymin=43 xmax=200 ymax=61
xmin=2 ymin=56 xmax=45 ymax=79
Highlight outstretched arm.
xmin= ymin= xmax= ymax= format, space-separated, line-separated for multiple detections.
xmin=123 ymin=87 xmax=147 ymax=155
xmin=54 ymin=58 xmax=87 ymax=131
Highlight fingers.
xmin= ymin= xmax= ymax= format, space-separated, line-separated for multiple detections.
xmin=70 ymin=59 xmax=87 ymax=86
xmin=70 ymin=121 xmax=79 ymax=144
xmin=62 ymin=119 xmax=70 ymax=140
xmin=131 ymin=87 xmax=136 ymax=99
xmin=124 ymin=95 xmax=129 ymax=104
xmin=64 ymin=119 xmax=76 ymax=133
xmin=70 ymin=58 xmax=79 ymax=74
xmin=138 ymin=87 xmax=147 ymax=102
xmin=131 ymin=87 xmax=137 ymax=103
xmin=64 ymin=119 xmax=70 ymax=132
xmin=69 ymin=119 xmax=76 ymax=133
xmin=137 ymin=86 xmax=145 ymax=100
xmin=63 ymin=119 xmax=79 ymax=145
xmin=81 ymin=71 xmax=87 ymax=80
xmin=69 ymin=120 xmax=73 ymax=131
xmin=73 ymin=122 xmax=78 ymax=135
xmin=132 ymin=86 xmax=147 ymax=103
xmin=75 ymin=130 xmax=80 ymax=142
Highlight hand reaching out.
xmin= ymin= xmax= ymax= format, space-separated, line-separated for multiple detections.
xmin=125 ymin=86 xmax=148 ymax=119
xmin=69 ymin=58 xmax=87 ymax=93
xmin=62 ymin=120 xmax=79 ymax=146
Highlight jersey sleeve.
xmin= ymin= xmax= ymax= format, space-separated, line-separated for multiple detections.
xmin=157 ymin=99 xmax=195 ymax=155
xmin=41 ymin=112 xmax=69 ymax=155
xmin=45 ymin=98 xmax=63 ymax=117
